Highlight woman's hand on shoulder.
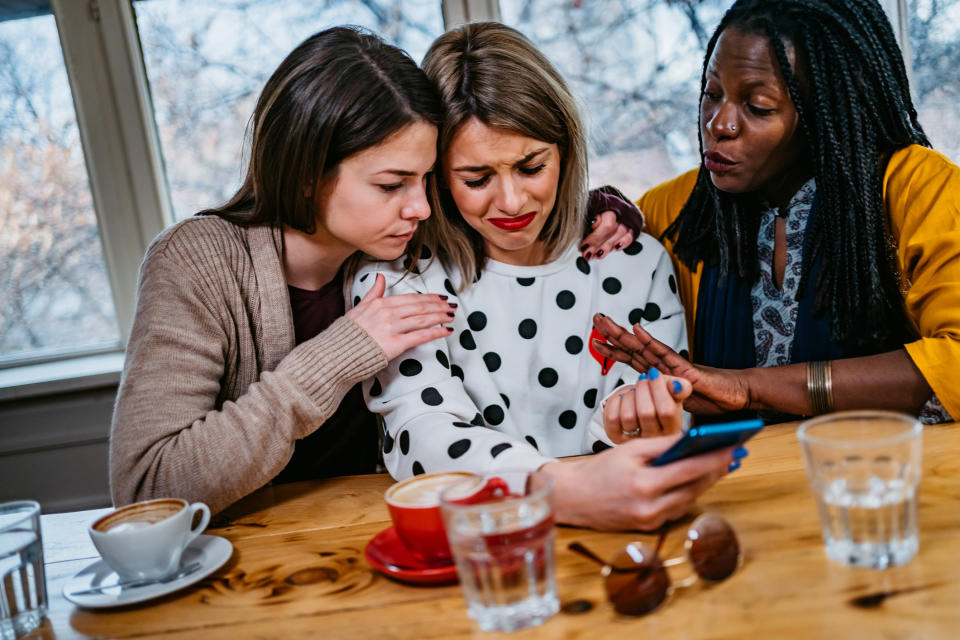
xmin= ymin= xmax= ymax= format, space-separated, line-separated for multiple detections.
xmin=603 ymin=369 xmax=691 ymax=442
xmin=346 ymin=273 xmax=455 ymax=361
xmin=581 ymin=211 xmax=635 ymax=260
xmin=541 ymin=435 xmax=735 ymax=531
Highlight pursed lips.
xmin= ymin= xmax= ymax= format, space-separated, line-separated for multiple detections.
xmin=487 ymin=212 xmax=536 ymax=230
xmin=703 ymin=150 xmax=737 ymax=173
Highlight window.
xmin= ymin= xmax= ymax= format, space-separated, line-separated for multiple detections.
xmin=500 ymin=0 xmax=727 ymax=199
xmin=909 ymin=0 xmax=960 ymax=161
xmin=133 ymin=0 xmax=445 ymax=220
xmin=0 ymin=0 xmax=951 ymax=390
xmin=0 ymin=6 xmax=120 ymax=366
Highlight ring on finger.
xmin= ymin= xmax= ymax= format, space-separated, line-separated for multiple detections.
xmin=622 ymin=428 xmax=640 ymax=438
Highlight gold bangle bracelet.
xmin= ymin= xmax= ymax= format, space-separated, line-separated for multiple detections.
xmin=806 ymin=360 xmax=835 ymax=415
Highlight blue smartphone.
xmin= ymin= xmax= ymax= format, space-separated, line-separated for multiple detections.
xmin=650 ymin=418 xmax=765 ymax=467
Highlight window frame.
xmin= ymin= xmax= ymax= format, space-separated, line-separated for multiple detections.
xmin=0 ymin=0 xmax=910 ymax=396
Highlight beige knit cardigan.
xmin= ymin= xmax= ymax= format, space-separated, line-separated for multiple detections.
xmin=110 ymin=215 xmax=387 ymax=514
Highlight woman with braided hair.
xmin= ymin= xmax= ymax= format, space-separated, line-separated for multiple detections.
xmin=593 ymin=0 xmax=960 ymax=437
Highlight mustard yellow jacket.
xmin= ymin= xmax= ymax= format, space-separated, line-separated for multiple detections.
xmin=638 ymin=145 xmax=960 ymax=418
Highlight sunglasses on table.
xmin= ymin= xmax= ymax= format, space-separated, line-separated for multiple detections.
xmin=568 ymin=513 xmax=741 ymax=616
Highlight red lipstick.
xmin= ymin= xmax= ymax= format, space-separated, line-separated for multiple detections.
xmin=488 ymin=212 xmax=536 ymax=230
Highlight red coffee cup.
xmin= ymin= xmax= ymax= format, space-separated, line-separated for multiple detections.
xmin=384 ymin=471 xmax=481 ymax=566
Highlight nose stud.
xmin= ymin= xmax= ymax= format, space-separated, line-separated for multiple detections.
xmin=729 ymin=123 xmax=737 ymax=132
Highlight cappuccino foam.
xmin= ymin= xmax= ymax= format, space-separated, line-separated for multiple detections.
xmin=388 ymin=472 xmax=479 ymax=507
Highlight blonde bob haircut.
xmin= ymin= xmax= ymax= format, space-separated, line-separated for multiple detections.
xmin=419 ymin=21 xmax=588 ymax=289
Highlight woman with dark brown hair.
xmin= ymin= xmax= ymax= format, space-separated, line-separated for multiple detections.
xmin=110 ymin=27 xmax=456 ymax=514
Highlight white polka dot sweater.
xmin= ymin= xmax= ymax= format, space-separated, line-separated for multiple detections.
xmin=350 ymin=235 xmax=688 ymax=480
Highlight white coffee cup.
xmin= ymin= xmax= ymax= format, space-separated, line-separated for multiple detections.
xmin=89 ymin=498 xmax=210 ymax=581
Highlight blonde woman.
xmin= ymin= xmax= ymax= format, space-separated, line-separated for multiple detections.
xmin=351 ymin=23 xmax=740 ymax=531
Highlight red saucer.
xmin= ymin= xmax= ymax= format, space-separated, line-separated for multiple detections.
xmin=364 ymin=526 xmax=459 ymax=585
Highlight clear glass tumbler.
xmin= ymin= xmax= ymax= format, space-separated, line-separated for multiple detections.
xmin=440 ymin=470 xmax=558 ymax=632
xmin=798 ymin=411 xmax=922 ymax=569
xmin=0 ymin=501 xmax=47 ymax=639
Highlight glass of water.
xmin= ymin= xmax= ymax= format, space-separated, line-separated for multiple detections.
xmin=1 ymin=501 xmax=47 ymax=639
xmin=798 ymin=411 xmax=922 ymax=569
xmin=440 ymin=470 xmax=558 ymax=632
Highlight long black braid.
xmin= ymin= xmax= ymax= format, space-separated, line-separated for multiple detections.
xmin=663 ymin=0 xmax=930 ymax=355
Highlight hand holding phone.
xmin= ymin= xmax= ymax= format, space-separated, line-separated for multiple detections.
xmin=650 ymin=418 xmax=764 ymax=467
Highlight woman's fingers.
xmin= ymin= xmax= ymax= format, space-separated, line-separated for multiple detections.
xmin=594 ymin=222 xmax=633 ymax=259
xmin=603 ymin=388 xmax=633 ymax=443
xmin=580 ymin=211 xmax=619 ymax=259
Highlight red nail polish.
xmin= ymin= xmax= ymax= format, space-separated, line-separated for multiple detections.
xmin=596 ymin=250 xmax=604 ymax=257
xmin=585 ymin=252 xmax=592 ymax=259
xmin=615 ymin=243 xmax=622 ymax=250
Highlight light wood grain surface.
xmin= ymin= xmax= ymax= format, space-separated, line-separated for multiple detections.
xmin=22 ymin=421 xmax=960 ymax=639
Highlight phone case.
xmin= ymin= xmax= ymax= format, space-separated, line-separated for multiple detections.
xmin=649 ymin=418 xmax=765 ymax=466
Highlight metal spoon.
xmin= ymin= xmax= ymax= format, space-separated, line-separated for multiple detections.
xmin=68 ymin=561 xmax=203 ymax=596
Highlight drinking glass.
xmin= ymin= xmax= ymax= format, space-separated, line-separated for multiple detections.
xmin=798 ymin=410 xmax=922 ymax=569
xmin=440 ymin=470 xmax=558 ymax=632
xmin=0 ymin=501 xmax=47 ymax=639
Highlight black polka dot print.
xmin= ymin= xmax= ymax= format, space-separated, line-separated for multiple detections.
xmin=525 ymin=435 xmax=539 ymax=450
xmin=452 ymin=421 xmax=473 ymax=428
xmin=490 ymin=443 xmax=513 ymax=458
xmin=444 ymin=278 xmax=457 ymax=297
xmin=583 ymin=388 xmax=597 ymax=409
xmin=421 ymin=387 xmax=443 ymax=406
xmin=602 ymin=277 xmax=622 ymax=294
xmin=517 ymin=277 xmax=535 ymax=286
xmin=471 ymin=412 xmax=485 ymax=426
xmin=448 ymin=439 xmax=471 ymax=459
xmin=412 ymin=461 xmax=425 ymax=475
xmin=615 ymin=378 xmax=625 ymax=387
xmin=565 ymin=336 xmax=583 ymax=354
xmin=556 ymin=290 xmax=576 ymax=309
xmin=679 ymin=349 xmax=690 ymax=361
xmin=399 ymin=359 xmax=422 ymax=376
xmin=369 ymin=378 xmax=382 ymax=397
xmin=628 ymin=308 xmax=644 ymax=325
xmin=483 ymin=352 xmax=501 ymax=372
xmin=576 ymin=257 xmax=591 ymax=275
xmin=538 ymin=368 xmax=559 ymax=388
xmin=360 ymin=273 xmax=369 ymax=282
xmin=382 ymin=430 xmax=394 ymax=453
xmin=468 ymin=311 xmax=487 ymax=331
xmin=558 ymin=410 xmax=577 ymax=429
xmin=592 ymin=441 xmax=612 ymax=453
xmin=623 ymin=241 xmax=643 ymax=256
xmin=399 ymin=430 xmax=410 ymax=455
xmin=518 ymin=319 xmax=537 ymax=339
xmin=643 ymin=302 xmax=661 ymax=321
xmin=500 ymin=393 xmax=510 ymax=409
xmin=459 ymin=330 xmax=477 ymax=350
xmin=420 ymin=245 xmax=432 ymax=260
xmin=353 ymin=296 xmax=360 ymax=306
xmin=451 ymin=364 xmax=465 ymax=380
xmin=668 ymin=274 xmax=677 ymax=293
xmin=402 ymin=255 xmax=420 ymax=274
xmin=435 ymin=350 xmax=449 ymax=369
xmin=483 ymin=404 xmax=504 ymax=425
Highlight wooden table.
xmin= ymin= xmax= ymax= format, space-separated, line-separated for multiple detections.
xmin=25 ymin=421 xmax=960 ymax=639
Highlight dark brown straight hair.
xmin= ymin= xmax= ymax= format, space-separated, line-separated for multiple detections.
xmin=202 ymin=26 xmax=442 ymax=243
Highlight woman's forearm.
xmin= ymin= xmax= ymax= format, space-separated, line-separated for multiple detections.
xmin=743 ymin=348 xmax=932 ymax=416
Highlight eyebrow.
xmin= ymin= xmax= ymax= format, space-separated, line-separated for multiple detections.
xmin=452 ymin=148 xmax=549 ymax=173
xmin=374 ymin=165 xmax=435 ymax=177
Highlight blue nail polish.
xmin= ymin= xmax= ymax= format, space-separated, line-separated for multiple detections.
xmin=618 ymin=393 xmax=625 ymax=398
xmin=671 ymin=380 xmax=682 ymax=394
xmin=648 ymin=367 xmax=660 ymax=380
xmin=637 ymin=373 xmax=648 ymax=381
xmin=733 ymin=446 xmax=749 ymax=460
xmin=728 ymin=461 xmax=741 ymax=472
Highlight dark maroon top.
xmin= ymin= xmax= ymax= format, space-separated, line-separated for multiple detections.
xmin=271 ymin=272 xmax=378 ymax=484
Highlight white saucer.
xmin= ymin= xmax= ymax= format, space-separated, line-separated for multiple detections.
xmin=63 ymin=534 xmax=233 ymax=609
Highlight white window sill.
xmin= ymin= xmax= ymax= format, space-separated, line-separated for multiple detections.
xmin=0 ymin=353 xmax=124 ymax=402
